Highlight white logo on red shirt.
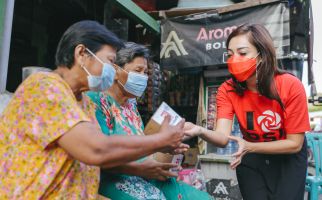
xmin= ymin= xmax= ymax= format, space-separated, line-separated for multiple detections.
xmin=257 ymin=110 xmax=281 ymax=133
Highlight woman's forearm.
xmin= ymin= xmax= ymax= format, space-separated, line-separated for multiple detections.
xmin=98 ymin=134 xmax=165 ymax=168
xmin=59 ymin=121 xmax=184 ymax=169
xmin=102 ymin=161 xmax=141 ymax=175
xmin=58 ymin=122 xmax=173 ymax=168
xmin=196 ymin=118 xmax=232 ymax=147
xmin=200 ymin=127 xmax=229 ymax=147
xmin=247 ymin=135 xmax=304 ymax=154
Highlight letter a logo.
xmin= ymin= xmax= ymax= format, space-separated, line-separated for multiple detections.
xmin=160 ymin=31 xmax=188 ymax=59
xmin=213 ymin=182 xmax=229 ymax=195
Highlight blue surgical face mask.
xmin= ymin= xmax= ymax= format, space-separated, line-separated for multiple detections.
xmin=118 ymin=68 xmax=148 ymax=97
xmin=82 ymin=48 xmax=116 ymax=91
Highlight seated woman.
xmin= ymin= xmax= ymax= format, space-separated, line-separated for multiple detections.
xmin=85 ymin=42 xmax=213 ymax=200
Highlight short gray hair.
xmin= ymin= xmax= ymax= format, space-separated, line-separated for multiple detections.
xmin=115 ymin=42 xmax=150 ymax=68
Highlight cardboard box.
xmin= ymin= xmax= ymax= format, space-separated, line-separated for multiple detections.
xmin=153 ymin=152 xmax=173 ymax=163
xmin=144 ymin=102 xmax=182 ymax=163
xmin=144 ymin=102 xmax=182 ymax=135
xmin=183 ymin=148 xmax=199 ymax=166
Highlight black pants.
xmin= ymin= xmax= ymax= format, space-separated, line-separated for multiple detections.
xmin=236 ymin=138 xmax=307 ymax=200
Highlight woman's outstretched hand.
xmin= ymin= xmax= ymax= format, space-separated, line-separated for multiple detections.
xmin=228 ymin=135 xmax=252 ymax=169
xmin=183 ymin=122 xmax=204 ymax=140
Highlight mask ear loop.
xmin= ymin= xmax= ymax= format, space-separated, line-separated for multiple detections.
xmin=117 ymin=78 xmax=132 ymax=95
xmin=81 ymin=63 xmax=91 ymax=76
xmin=114 ymin=64 xmax=128 ymax=90
xmin=80 ymin=48 xmax=98 ymax=76
xmin=85 ymin=48 xmax=104 ymax=64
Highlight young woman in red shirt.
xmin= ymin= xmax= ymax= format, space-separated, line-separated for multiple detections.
xmin=184 ymin=24 xmax=310 ymax=200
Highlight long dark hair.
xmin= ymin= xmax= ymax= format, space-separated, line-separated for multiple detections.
xmin=226 ymin=24 xmax=286 ymax=109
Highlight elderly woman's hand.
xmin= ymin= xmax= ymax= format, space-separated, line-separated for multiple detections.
xmin=158 ymin=115 xmax=186 ymax=153
xmin=137 ymin=159 xmax=178 ymax=181
xmin=161 ymin=143 xmax=190 ymax=155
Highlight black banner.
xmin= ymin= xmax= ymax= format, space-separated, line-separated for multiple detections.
xmin=160 ymin=2 xmax=290 ymax=69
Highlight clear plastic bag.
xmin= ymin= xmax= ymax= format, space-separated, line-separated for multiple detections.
xmin=178 ymin=169 xmax=206 ymax=191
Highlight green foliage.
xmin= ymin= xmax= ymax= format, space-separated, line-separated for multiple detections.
xmin=309 ymin=106 xmax=322 ymax=112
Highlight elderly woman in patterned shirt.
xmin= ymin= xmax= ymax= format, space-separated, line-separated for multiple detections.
xmin=0 ymin=20 xmax=186 ymax=199
xmin=85 ymin=42 xmax=213 ymax=200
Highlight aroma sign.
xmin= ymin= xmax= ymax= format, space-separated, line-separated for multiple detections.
xmin=160 ymin=2 xmax=289 ymax=69
xmin=196 ymin=26 xmax=237 ymax=41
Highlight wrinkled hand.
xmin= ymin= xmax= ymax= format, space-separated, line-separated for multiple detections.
xmin=183 ymin=122 xmax=203 ymax=140
xmin=138 ymin=159 xmax=178 ymax=181
xmin=162 ymin=143 xmax=190 ymax=155
xmin=159 ymin=115 xmax=186 ymax=152
xmin=228 ymin=136 xmax=252 ymax=169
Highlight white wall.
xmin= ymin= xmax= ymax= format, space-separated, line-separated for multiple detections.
xmin=310 ymin=0 xmax=322 ymax=94
xmin=303 ymin=0 xmax=322 ymax=96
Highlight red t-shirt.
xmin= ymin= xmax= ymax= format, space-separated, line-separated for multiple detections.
xmin=216 ymin=73 xmax=310 ymax=142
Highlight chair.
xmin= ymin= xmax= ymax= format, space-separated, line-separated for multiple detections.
xmin=305 ymin=132 xmax=322 ymax=200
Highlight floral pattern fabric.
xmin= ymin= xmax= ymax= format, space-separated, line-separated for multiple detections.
xmin=86 ymin=92 xmax=166 ymax=199
xmin=115 ymin=176 xmax=166 ymax=200
xmin=0 ymin=72 xmax=100 ymax=199
xmin=85 ymin=92 xmax=213 ymax=200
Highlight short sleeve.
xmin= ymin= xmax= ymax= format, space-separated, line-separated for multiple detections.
xmin=283 ymin=78 xmax=311 ymax=134
xmin=216 ymin=84 xmax=234 ymax=120
xmin=19 ymin=73 xmax=90 ymax=149
xmin=80 ymin=92 xmax=102 ymax=126
xmin=86 ymin=92 xmax=112 ymax=135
